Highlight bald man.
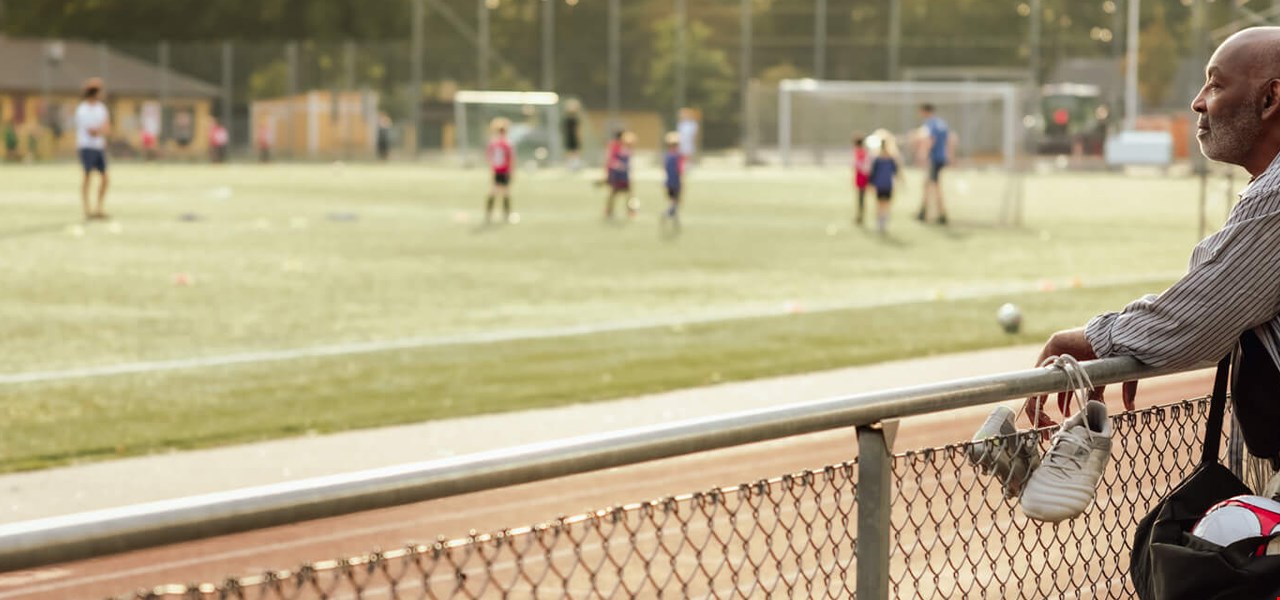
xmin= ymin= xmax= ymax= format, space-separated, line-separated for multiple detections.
xmin=1023 ymin=26 xmax=1280 ymax=420
xmin=969 ymin=26 xmax=1280 ymax=521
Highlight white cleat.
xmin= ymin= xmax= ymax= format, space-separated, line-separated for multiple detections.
xmin=1021 ymin=400 xmax=1113 ymax=523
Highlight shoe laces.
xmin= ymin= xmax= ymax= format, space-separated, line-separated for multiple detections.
xmin=1042 ymin=425 xmax=1093 ymax=474
xmin=1031 ymin=354 xmax=1101 ymax=433
xmin=1035 ymin=354 xmax=1103 ymax=475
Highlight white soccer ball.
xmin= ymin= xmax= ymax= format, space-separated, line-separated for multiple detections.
xmin=996 ymin=303 xmax=1022 ymax=334
xmin=1192 ymin=495 xmax=1280 ymax=554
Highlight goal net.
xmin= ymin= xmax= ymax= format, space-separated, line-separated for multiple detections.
xmin=750 ymin=79 xmax=1028 ymax=225
xmin=453 ymin=90 xmax=562 ymax=168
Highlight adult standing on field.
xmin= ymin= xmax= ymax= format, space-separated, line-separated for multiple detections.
xmin=916 ymin=103 xmax=954 ymax=225
xmin=563 ymin=99 xmax=583 ymax=171
xmin=1025 ymin=26 xmax=1280 ymax=493
xmin=75 ymin=77 xmax=111 ymax=221
xmin=677 ymin=108 xmax=699 ymax=165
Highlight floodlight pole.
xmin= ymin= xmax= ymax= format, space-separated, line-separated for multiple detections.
xmin=478 ymin=0 xmax=490 ymax=90
xmin=815 ymin=0 xmax=827 ymax=80
xmin=1124 ymin=0 xmax=1139 ymax=130
xmin=98 ymin=43 xmax=109 ymax=80
xmin=608 ymin=0 xmax=621 ymax=129
xmin=739 ymin=0 xmax=753 ymax=166
xmin=159 ymin=41 xmax=170 ymax=136
xmin=1193 ymin=0 xmax=1208 ymax=240
xmin=541 ymin=0 xmax=554 ymax=91
xmin=343 ymin=41 xmax=355 ymax=91
xmin=285 ymin=41 xmax=298 ymax=159
xmin=1029 ymin=0 xmax=1041 ymax=85
xmin=39 ymin=43 xmax=50 ymax=130
xmin=887 ymin=0 xmax=901 ymax=79
xmin=411 ymin=0 xmax=424 ymax=158
xmin=221 ymin=41 xmax=233 ymax=148
xmin=675 ymin=0 xmax=687 ymax=119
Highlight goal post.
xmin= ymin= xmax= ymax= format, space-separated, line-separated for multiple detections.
xmin=771 ymin=79 xmax=1027 ymax=225
xmin=777 ymin=79 xmax=1022 ymax=168
xmin=454 ymin=90 xmax=562 ymax=167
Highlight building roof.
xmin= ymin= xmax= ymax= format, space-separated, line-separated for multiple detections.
xmin=0 ymin=37 xmax=219 ymax=98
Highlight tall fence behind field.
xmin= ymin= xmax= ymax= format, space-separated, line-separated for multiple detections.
xmin=8 ymin=0 xmax=1259 ymax=163
xmin=109 ymin=394 xmax=1216 ymax=600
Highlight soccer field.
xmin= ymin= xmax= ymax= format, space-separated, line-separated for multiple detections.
xmin=0 ymin=161 xmax=1225 ymax=471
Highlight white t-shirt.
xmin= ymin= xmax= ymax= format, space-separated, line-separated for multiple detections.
xmin=677 ymin=118 xmax=698 ymax=157
xmin=75 ymin=101 xmax=110 ymax=150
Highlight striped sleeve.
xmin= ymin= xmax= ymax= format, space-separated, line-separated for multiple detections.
xmin=1085 ymin=202 xmax=1280 ymax=369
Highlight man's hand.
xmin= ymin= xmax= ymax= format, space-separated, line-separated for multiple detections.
xmin=1023 ymin=327 xmax=1138 ymax=430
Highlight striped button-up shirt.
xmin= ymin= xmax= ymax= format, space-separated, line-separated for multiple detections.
xmin=1086 ymin=149 xmax=1280 ymax=370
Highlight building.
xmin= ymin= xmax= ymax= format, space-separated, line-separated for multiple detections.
xmin=0 ymin=36 xmax=220 ymax=159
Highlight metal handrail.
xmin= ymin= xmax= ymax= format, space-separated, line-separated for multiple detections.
xmin=0 ymin=355 xmax=1191 ymax=572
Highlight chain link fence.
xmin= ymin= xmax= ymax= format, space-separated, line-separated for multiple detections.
xmin=111 ymin=394 xmax=1228 ymax=600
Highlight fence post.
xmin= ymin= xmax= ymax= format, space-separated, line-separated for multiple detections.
xmin=221 ymin=41 xmax=233 ymax=152
xmin=856 ymin=422 xmax=893 ymax=600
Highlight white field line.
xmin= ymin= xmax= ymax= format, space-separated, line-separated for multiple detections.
xmin=0 ymin=274 xmax=1178 ymax=386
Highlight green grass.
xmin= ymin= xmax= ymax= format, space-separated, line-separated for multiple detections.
xmin=0 ymin=161 xmax=1222 ymax=471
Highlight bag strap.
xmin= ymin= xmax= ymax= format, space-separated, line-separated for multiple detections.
xmin=1202 ymin=354 xmax=1234 ymax=465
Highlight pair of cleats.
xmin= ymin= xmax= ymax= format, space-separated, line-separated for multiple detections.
xmin=968 ymin=400 xmax=1113 ymax=523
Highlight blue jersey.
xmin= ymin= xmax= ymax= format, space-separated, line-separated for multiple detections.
xmin=869 ymin=156 xmax=898 ymax=192
xmin=664 ymin=151 xmax=683 ymax=189
xmin=925 ymin=116 xmax=950 ymax=164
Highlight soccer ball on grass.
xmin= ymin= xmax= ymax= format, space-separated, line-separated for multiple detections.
xmin=996 ymin=303 xmax=1022 ymax=334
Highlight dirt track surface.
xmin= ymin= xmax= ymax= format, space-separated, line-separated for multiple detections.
xmin=0 ymin=372 xmax=1214 ymax=599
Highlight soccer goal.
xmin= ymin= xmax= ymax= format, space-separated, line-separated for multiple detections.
xmin=454 ymin=90 xmax=562 ymax=168
xmin=757 ymin=79 xmax=1028 ymax=225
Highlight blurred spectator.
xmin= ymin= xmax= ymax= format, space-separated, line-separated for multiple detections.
xmin=3 ymin=121 xmax=18 ymax=162
xmin=140 ymin=129 xmax=158 ymax=161
xmin=256 ymin=119 xmax=274 ymax=163
xmin=377 ymin=113 xmax=392 ymax=161
xmin=209 ymin=118 xmax=229 ymax=163
xmin=563 ymin=99 xmax=582 ymax=170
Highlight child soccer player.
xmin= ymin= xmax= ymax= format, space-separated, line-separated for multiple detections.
xmin=852 ymin=132 xmax=870 ymax=226
xmin=604 ymin=131 xmax=635 ymax=220
xmin=868 ymin=129 xmax=901 ymax=235
xmin=486 ymin=117 xmax=515 ymax=224
xmin=662 ymin=131 xmax=684 ymax=232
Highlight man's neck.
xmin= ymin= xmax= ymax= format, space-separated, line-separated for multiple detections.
xmin=1245 ymin=144 xmax=1280 ymax=178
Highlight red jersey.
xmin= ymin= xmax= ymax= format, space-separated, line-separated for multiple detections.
xmin=853 ymin=147 xmax=870 ymax=189
xmin=210 ymin=125 xmax=229 ymax=147
xmin=605 ymin=140 xmax=622 ymax=173
xmin=488 ymin=138 xmax=513 ymax=174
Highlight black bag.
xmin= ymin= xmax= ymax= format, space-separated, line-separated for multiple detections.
xmin=1130 ymin=355 xmax=1280 ymax=600
xmin=1234 ymin=329 xmax=1280 ymax=466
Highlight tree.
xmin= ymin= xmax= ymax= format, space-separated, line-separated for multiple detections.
xmin=643 ymin=16 xmax=735 ymax=131
xmin=1138 ymin=3 xmax=1179 ymax=109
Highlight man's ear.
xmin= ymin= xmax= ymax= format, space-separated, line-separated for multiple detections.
xmin=1264 ymin=79 xmax=1280 ymax=119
